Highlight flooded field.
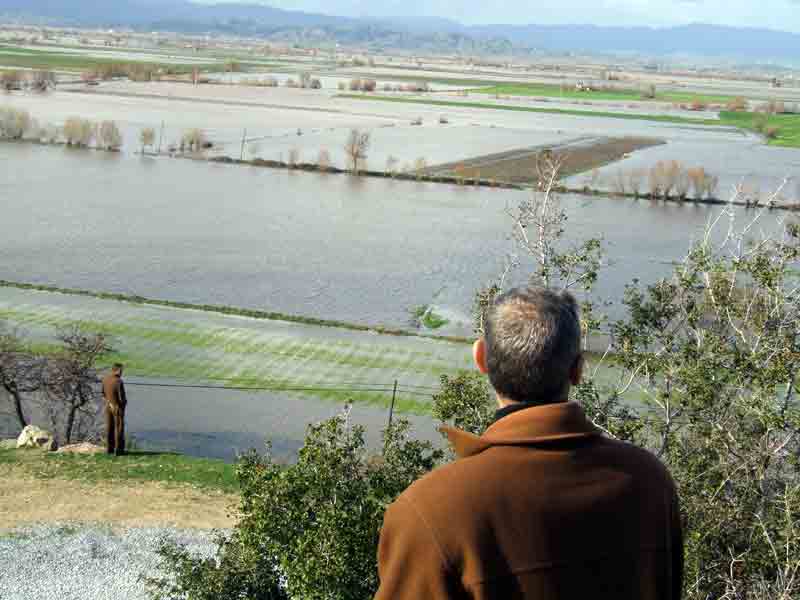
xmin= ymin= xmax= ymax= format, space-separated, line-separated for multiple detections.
xmin=1 ymin=143 xmax=764 ymax=331
xmin=0 ymin=286 xmax=459 ymax=460
xmin=568 ymin=136 xmax=800 ymax=203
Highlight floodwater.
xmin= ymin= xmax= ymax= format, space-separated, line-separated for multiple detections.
xmin=0 ymin=141 xmax=788 ymax=460
xmin=0 ymin=381 xmax=443 ymax=461
xmin=0 ymin=142 xmax=770 ymax=332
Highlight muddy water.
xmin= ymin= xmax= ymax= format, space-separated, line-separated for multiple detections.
xmin=0 ymin=142 xmax=767 ymax=333
xmin=1 ymin=142 xmax=783 ymax=459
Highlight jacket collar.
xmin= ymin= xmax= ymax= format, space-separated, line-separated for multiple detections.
xmin=440 ymin=402 xmax=600 ymax=459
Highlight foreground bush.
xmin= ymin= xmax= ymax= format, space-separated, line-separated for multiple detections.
xmin=148 ymin=415 xmax=442 ymax=599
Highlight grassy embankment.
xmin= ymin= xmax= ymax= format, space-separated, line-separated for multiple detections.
xmin=0 ymin=280 xmax=470 ymax=344
xmin=476 ymin=82 xmax=739 ymax=105
xmin=338 ymin=94 xmax=800 ymax=148
xmin=0 ymin=446 xmax=237 ymax=492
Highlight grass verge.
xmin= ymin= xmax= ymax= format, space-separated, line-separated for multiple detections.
xmin=337 ymin=93 xmax=724 ymax=126
xmin=476 ymin=82 xmax=738 ymax=105
xmin=0 ymin=280 xmax=471 ymax=345
xmin=0 ymin=447 xmax=238 ymax=493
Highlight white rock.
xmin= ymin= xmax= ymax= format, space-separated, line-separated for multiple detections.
xmin=16 ymin=425 xmax=57 ymax=451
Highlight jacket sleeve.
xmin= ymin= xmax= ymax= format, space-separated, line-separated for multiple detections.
xmin=118 ymin=380 xmax=127 ymax=409
xmin=375 ymin=496 xmax=465 ymax=600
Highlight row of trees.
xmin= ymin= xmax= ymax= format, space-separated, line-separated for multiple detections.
xmin=1 ymin=326 xmax=111 ymax=445
xmin=609 ymin=161 xmax=719 ymax=200
xmin=336 ymin=80 xmax=431 ymax=93
xmin=1 ymin=69 xmax=56 ymax=93
xmin=0 ymin=107 xmax=123 ymax=150
xmin=149 ymin=152 xmax=800 ymax=600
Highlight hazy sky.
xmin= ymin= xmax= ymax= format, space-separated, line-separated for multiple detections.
xmin=251 ymin=0 xmax=800 ymax=33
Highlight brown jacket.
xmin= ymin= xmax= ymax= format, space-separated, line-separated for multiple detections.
xmin=375 ymin=402 xmax=683 ymax=600
xmin=102 ymin=373 xmax=127 ymax=413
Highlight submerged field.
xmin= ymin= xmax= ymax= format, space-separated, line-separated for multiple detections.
xmin=0 ymin=286 xmax=473 ymax=414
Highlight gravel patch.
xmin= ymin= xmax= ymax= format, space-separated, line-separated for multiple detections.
xmin=0 ymin=523 xmax=224 ymax=600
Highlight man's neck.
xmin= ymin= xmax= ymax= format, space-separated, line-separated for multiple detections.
xmin=493 ymin=398 xmax=569 ymax=425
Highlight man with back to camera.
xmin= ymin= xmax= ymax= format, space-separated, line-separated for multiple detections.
xmin=102 ymin=363 xmax=127 ymax=456
xmin=375 ymin=287 xmax=683 ymax=600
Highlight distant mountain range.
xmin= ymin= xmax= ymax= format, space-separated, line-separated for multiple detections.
xmin=2 ymin=0 xmax=800 ymax=61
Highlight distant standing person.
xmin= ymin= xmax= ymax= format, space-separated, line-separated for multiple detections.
xmin=375 ymin=287 xmax=683 ymax=600
xmin=102 ymin=363 xmax=127 ymax=456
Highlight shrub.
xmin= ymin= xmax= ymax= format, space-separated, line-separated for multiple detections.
xmin=688 ymin=97 xmax=707 ymax=111
xmin=148 ymin=414 xmax=442 ymax=600
xmin=641 ymin=83 xmax=657 ymax=99
xmin=765 ymin=126 xmax=781 ymax=139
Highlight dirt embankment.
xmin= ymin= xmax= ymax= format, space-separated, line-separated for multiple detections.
xmin=426 ymin=136 xmax=665 ymax=185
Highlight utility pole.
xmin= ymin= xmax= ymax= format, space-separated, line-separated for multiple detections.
xmin=387 ymin=380 xmax=398 ymax=430
xmin=157 ymin=120 xmax=164 ymax=155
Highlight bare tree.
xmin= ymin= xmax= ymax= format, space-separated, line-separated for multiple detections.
xmin=0 ymin=326 xmax=45 ymax=430
xmin=0 ymin=70 xmax=22 ymax=91
xmin=288 ymin=148 xmax=300 ymax=168
xmin=63 ymin=117 xmax=95 ymax=147
xmin=344 ymin=129 xmax=370 ymax=175
xmin=385 ymin=155 xmax=398 ymax=177
xmin=181 ymin=129 xmax=207 ymax=153
xmin=98 ymin=120 xmax=123 ymax=151
xmin=39 ymin=327 xmax=112 ymax=445
xmin=317 ymin=148 xmax=331 ymax=172
xmin=140 ymin=127 xmax=156 ymax=153
xmin=30 ymin=70 xmax=56 ymax=93
xmin=414 ymin=156 xmax=428 ymax=180
xmin=0 ymin=107 xmax=32 ymax=139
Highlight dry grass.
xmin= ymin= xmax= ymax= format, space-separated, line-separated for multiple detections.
xmin=0 ymin=470 xmax=236 ymax=530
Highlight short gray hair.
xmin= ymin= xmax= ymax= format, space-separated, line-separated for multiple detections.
xmin=484 ymin=287 xmax=581 ymax=404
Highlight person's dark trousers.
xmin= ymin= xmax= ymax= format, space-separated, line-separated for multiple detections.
xmin=105 ymin=407 xmax=126 ymax=456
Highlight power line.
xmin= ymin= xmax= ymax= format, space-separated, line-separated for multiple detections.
xmin=124 ymin=380 xmax=436 ymax=397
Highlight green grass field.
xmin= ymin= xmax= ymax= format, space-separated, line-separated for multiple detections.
xmin=0 ymin=45 xmax=216 ymax=73
xmin=0 ymin=285 xmax=474 ymax=415
xmin=0 ymin=447 xmax=238 ymax=492
xmin=476 ymin=82 xmax=738 ymax=105
xmin=718 ymin=110 xmax=800 ymax=147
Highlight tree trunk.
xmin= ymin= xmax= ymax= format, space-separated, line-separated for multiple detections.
xmin=2 ymin=383 xmax=28 ymax=429
xmin=65 ymin=400 xmax=78 ymax=444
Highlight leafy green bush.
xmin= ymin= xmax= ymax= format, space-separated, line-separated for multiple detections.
xmin=148 ymin=413 xmax=442 ymax=600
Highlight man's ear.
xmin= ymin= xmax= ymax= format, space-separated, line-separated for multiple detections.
xmin=569 ymin=353 xmax=584 ymax=386
xmin=473 ymin=338 xmax=489 ymax=375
